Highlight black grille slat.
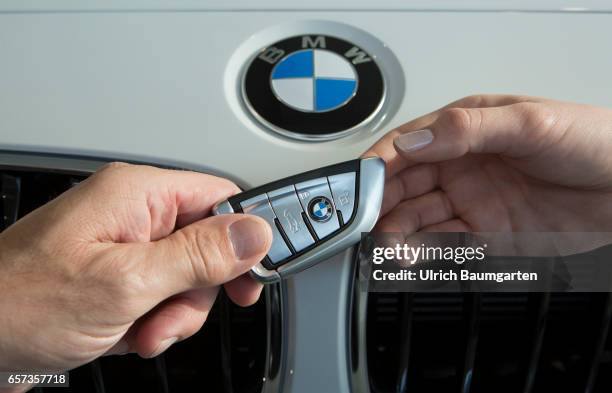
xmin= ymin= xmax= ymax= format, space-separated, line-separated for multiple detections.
xmin=90 ymin=359 xmax=106 ymax=393
xmin=585 ymin=293 xmax=612 ymax=393
xmin=522 ymin=293 xmax=551 ymax=393
xmin=395 ymin=293 xmax=414 ymax=393
xmin=593 ymin=314 xmax=612 ymax=392
xmin=61 ymin=359 xmax=106 ymax=393
xmin=366 ymin=291 xmax=612 ymax=393
xmin=98 ymin=355 xmax=169 ymax=392
xmin=460 ymin=294 xmax=481 ymax=393
xmin=533 ymin=294 xmax=610 ymax=392
xmin=220 ymin=291 xmax=235 ymax=393
xmin=154 ymin=356 xmax=169 ymax=393
xmin=263 ymin=282 xmax=284 ymax=392
xmin=1 ymin=173 xmax=21 ymax=229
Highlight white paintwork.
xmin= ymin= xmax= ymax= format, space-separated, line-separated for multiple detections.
xmin=1 ymin=12 xmax=611 ymax=187
xmin=314 ymin=50 xmax=356 ymax=79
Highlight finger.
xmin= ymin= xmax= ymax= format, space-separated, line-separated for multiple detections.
xmin=441 ymin=94 xmax=542 ymax=110
xmin=88 ymin=164 xmax=241 ymax=241
xmin=376 ymin=191 xmax=454 ymax=235
xmin=146 ymin=170 xmax=241 ymax=237
xmin=132 ymin=287 xmax=219 ymax=358
xmin=421 ymin=219 xmax=472 ymax=232
xmin=381 ymin=164 xmax=438 ymax=216
xmin=174 ymin=177 xmax=241 ymax=229
xmin=393 ymin=102 xmax=560 ymax=163
xmin=224 ymin=274 xmax=264 ymax=307
xmin=362 ymin=111 xmax=438 ymax=177
xmin=362 ymin=94 xmax=539 ymax=178
xmin=130 ymin=214 xmax=272 ymax=305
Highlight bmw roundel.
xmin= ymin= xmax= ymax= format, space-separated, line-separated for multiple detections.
xmin=243 ymin=35 xmax=385 ymax=140
xmin=308 ymin=196 xmax=334 ymax=222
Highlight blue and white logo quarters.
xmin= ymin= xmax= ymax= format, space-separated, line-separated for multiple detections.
xmin=243 ymin=35 xmax=385 ymax=138
xmin=271 ymin=49 xmax=357 ymax=112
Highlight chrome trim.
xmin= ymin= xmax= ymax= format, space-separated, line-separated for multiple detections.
xmin=0 ymin=150 xmax=251 ymax=190
xmin=348 ymin=248 xmax=371 ymax=393
xmin=251 ymin=263 xmax=282 ymax=283
xmin=261 ymin=281 xmax=289 ymax=393
xmin=212 ymin=200 xmax=235 ymax=215
xmin=282 ymin=248 xmax=354 ymax=392
xmin=0 ymin=151 xmax=107 ymax=174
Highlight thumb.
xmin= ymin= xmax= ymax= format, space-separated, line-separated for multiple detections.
xmin=392 ymin=102 xmax=559 ymax=163
xmin=139 ymin=214 xmax=272 ymax=301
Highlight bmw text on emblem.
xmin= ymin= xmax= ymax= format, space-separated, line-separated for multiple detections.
xmin=243 ymin=35 xmax=385 ymax=140
xmin=308 ymin=196 xmax=334 ymax=222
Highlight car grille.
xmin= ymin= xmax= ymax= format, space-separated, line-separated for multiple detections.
xmin=1 ymin=168 xmax=278 ymax=393
xmin=365 ymin=291 xmax=612 ymax=393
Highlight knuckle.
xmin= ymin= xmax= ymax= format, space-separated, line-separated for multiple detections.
xmin=99 ymin=161 xmax=132 ymax=174
xmin=458 ymin=94 xmax=486 ymax=108
xmin=95 ymin=162 xmax=160 ymax=181
xmin=441 ymin=107 xmax=474 ymax=136
xmin=91 ymin=162 xmax=133 ymax=184
xmin=516 ymin=102 xmax=558 ymax=133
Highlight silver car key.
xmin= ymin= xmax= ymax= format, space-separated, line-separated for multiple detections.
xmin=213 ymin=157 xmax=385 ymax=283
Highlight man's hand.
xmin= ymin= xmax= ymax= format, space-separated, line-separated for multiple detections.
xmin=0 ymin=163 xmax=272 ymax=372
xmin=364 ymin=95 xmax=612 ymax=234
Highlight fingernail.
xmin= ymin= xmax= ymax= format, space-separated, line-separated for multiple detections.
xmin=229 ymin=217 xmax=271 ymax=260
xmin=149 ymin=337 xmax=178 ymax=358
xmin=394 ymin=129 xmax=434 ymax=153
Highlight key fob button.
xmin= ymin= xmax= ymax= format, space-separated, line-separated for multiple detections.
xmin=295 ymin=177 xmax=340 ymax=239
xmin=268 ymin=185 xmax=315 ymax=252
xmin=328 ymin=172 xmax=356 ymax=225
xmin=240 ymin=194 xmax=292 ymax=264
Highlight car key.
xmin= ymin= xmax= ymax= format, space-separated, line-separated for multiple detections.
xmin=213 ymin=157 xmax=385 ymax=283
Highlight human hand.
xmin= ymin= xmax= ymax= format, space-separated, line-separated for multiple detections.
xmin=364 ymin=95 xmax=612 ymax=234
xmin=0 ymin=163 xmax=272 ymax=374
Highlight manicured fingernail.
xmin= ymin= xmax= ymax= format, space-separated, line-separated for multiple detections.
xmin=229 ymin=217 xmax=271 ymax=260
xmin=394 ymin=129 xmax=434 ymax=153
xmin=149 ymin=337 xmax=178 ymax=358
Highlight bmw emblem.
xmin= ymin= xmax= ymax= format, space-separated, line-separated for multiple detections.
xmin=243 ymin=35 xmax=385 ymax=141
xmin=308 ymin=196 xmax=334 ymax=222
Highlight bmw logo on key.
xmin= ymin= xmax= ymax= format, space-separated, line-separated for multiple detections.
xmin=308 ymin=196 xmax=334 ymax=222
xmin=243 ymin=35 xmax=385 ymax=140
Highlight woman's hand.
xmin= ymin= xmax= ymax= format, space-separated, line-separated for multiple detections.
xmin=364 ymin=95 xmax=612 ymax=234
xmin=0 ymin=163 xmax=272 ymax=373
